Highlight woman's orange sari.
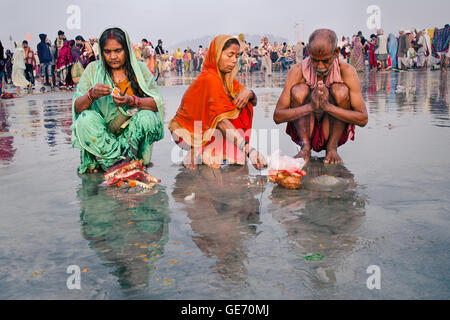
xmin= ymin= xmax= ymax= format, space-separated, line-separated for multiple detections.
xmin=168 ymin=35 xmax=254 ymax=167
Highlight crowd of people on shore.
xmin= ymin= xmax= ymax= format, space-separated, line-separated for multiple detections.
xmin=342 ymin=26 xmax=450 ymax=73
xmin=0 ymin=30 xmax=99 ymax=96
xmin=0 ymin=24 xmax=449 ymax=99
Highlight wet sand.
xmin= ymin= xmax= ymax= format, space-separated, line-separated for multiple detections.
xmin=0 ymin=70 xmax=449 ymax=299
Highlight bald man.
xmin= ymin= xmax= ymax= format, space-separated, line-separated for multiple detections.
xmin=273 ymin=29 xmax=368 ymax=164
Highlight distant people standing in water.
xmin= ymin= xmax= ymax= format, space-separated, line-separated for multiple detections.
xmin=4 ymin=49 xmax=13 ymax=85
xmin=155 ymin=39 xmax=165 ymax=74
xmin=274 ymin=29 xmax=368 ymax=164
xmin=174 ymin=47 xmax=183 ymax=73
xmin=54 ymin=30 xmax=66 ymax=60
xmin=349 ymin=36 xmax=365 ymax=72
xmin=141 ymin=39 xmax=156 ymax=75
xmin=197 ymin=45 xmax=205 ymax=71
xmin=387 ymin=33 xmax=398 ymax=70
xmin=37 ymin=33 xmax=55 ymax=90
xmin=357 ymin=31 xmax=367 ymax=46
xmin=55 ymin=40 xmax=74 ymax=89
xmin=89 ymin=38 xmax=100 ymax=60
xmin=75 ymin=35 xmax=96 ymax=68
xmin=22 ymin=40 xmax=36 ymax=88
xmin=0 ymin=41 xmax=5 ymax=95
xmin=432 ymin=24 xmax=450 ymax=73
xmin=416 ymin=30 xmax=429 ymax=70
xmin=375 ymin=29 xmax=389 ymax=72
xmin=12 ymin=46 xmax=31 ymax=95
xmin=397 ymin=30 xmax=411 ymax=70
xmin=183 ymin=49 xmax=191 ymax=73
xmin=187 ymin=47 xmax=195 ymax=72
xmin=258 ymin=37 xmax=272 ymax=75
xmin=295 ymin=40 xmax=304 ymax=64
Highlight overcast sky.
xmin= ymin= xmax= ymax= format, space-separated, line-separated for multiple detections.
xmin=2 ymin=0 xmax=449 ymax=50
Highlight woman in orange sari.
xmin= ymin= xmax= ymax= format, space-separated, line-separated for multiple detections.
xmin=168 ymin=35 xmax=267 ymax=170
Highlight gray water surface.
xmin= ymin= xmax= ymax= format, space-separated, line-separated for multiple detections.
xmin=0 ymin=70 xmax=449 ymax=299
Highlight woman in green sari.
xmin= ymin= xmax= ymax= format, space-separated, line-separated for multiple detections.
xmin=72 ymin=27 xmax=164 ymax=173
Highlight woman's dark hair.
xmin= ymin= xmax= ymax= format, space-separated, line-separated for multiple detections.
xmin=75 ymin=35 xmax=85 ymax=42
xmin=99 ymin=28 xmax=143 ymax=97
xmin=223 ymin=38 xmax=240 ymax=51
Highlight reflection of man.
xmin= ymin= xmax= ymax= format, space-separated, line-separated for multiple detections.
xmin=268 ymin=159 xmax=366 ymax=285
xmin=274 ymin=29 xmax=368 ymax=164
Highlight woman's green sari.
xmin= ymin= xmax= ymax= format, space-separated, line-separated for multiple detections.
xmin=72 ymin=27 xmax=164 ymax=173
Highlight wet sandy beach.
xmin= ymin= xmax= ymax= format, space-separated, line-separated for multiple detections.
xmin=0 ymin=70 xmax=449 ymax=299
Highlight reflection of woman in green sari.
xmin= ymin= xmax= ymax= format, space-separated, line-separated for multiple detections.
xmin=72 ymin=27 xmax=164 ymax=174
xmin=77 ymin=173 xmax=170 ymax=289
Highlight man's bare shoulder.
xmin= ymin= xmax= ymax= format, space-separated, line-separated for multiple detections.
xmin=339 ymin=61 xmax=359 ymax=84
xmin=285 ymin=63 xmax=305 ymax=85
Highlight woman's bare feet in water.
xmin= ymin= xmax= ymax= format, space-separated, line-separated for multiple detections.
xmin=295 ymin=145 xmax=311 ymax=163
xmin=86 ymin=168 xmax=99 ymax=173
xmin=324 ymin=148 xmax=342 ymax=164
xmin=183 ymin=148 xmax=199 ymax=170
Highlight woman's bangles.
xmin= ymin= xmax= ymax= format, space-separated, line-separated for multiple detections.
xmin=238 ymin=139 xmax=257 ymax=158
xmin=88 ymin=87 xmax=141 ymax=108
xmin=131 ymin=95 xmax=141 ymax=108
xmin=87 ymin=88 xmax=97 ymax=102
xmin=247 ymin=147 xmax=257 ymax=159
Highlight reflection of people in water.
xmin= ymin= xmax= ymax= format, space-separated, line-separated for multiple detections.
xmin=172 ymin=165 xmax=263 ymax=282
xmin=76 ymin=173 xmax=170 ymax=290
xmin=0 ymin=102 xmax=16 ymax=163
xmin=268 ymin=159 xmax=367 ymax=285
xmin=429 ymin=74 xmax=449 ymax=127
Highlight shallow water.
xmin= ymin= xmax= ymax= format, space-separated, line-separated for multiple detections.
xmin=0 ymin=70 xmax=449 ymax=299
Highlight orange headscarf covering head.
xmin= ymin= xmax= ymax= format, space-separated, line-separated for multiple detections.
xmin=169 ymin=34 xmax=250 ymax=148
xmin=203 ymin=34 xmax=241 ymax=98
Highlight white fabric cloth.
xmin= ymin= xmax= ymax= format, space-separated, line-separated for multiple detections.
xmin=295 ymin=42 xmax=304 ymax=63
xmin=417 ymin=35 xmax=428 ymax=54
xmin=12 ymin=48 xmax=30 ymax=87
xmin=261 ymin=55 xmax=272 ymax=74
xmin=375 ymin=34 xmax=388 ymax=55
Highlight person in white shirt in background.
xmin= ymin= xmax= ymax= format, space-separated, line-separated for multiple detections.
xmin=258 ymin=37 xmax=273 ymax=75
xmin=416 ymin=30 xmax=429 ymax=69
xmin=375 ymin=29 xmax=389 ymax=72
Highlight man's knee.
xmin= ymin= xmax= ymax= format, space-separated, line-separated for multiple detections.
xmin=330 ymin=83 xmax=350 ymax=108
xmin=291 ymin=83 xmax=310 ymax=106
